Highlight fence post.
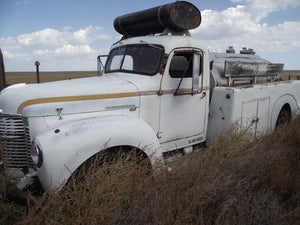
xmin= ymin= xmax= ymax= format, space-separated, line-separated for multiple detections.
xmin=35 ymin=61 xmax=40 ymax=83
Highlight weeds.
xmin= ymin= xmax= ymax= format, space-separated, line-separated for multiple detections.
xmin=0 ymin=172 xmax=27 ymax=224
xmin=0 ymin=116 xmax=299 ymax=224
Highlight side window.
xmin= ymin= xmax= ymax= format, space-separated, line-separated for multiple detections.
xmin=169 ymin=52 xmax=193 ymax=78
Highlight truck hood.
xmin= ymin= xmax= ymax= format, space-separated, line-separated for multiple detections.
xmin=0 ymin=73 xmax=158 ymax=115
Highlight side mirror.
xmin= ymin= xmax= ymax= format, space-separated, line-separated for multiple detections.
xmin=97 ymin=55 xmax=108 ymax=76
xmin=192 ymin=51 xmax=201 ymax=94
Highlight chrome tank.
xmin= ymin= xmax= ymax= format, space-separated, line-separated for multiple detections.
xmin=209 ymin=51 xmax=283 ymax=90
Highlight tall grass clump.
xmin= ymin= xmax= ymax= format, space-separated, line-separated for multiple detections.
xmin=19 ymin=150 xmax=152 ymax=225
xmin=116 ymin=117 xmax=299 ymax=225
xmin=0 ymin=170 xmax=27 ymax=224
xmin=0 ymin=116 xmax=299 ymax=224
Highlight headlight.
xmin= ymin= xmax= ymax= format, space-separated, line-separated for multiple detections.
xmin=31 ymin=140 xmax=43 ymax=168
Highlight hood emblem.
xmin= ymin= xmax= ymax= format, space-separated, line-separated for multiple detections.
xmin=105 ymin=104 xmax=137 ymax=111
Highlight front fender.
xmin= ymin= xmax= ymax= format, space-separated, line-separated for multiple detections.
xmin=34 ymin=115 xmax=161 ymax=192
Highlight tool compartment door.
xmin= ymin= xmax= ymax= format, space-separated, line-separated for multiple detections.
xmin=241 ymin=96 xmax=270 ymax=135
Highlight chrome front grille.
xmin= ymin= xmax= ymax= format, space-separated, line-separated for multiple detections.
xmin=0 ymin=113 xmax=34 ymax=173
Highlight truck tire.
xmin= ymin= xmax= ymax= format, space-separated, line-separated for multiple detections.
xmin=67 ymin=146 xmax=152 ymax=189
xmin=275 ymin=104 xmax=291 ymax=129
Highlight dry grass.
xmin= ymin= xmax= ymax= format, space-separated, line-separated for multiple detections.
xmin=5 ymin=71 xmax=98 ymax=84
xmin=3 ymin=70 xmax=299 ymax=85
xmin=0 ymin=116 xmax=299 ymax=225
xmin=282 ymin=70 xmax=300 ymax=80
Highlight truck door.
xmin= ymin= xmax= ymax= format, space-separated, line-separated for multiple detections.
xmin=158 ymin=49 xmax=208 ymax=150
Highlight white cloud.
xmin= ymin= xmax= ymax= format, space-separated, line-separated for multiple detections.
xmin=2 ymin=50 xmax=28 ymax=59
xmin=0 ymin=25 xmax=110 ymax=50
xmin=1 ymin=26 xmax=112 ymax=71
xmin=239 ymin=0 xmax=300 ymax=22
xmin=72 ymin=26 xmax=111 ymax=44
xmin=33 ymin=44 xmax=96 ymax=56
xmin=192 ymin=0 xmax=300 ymax=56
xmin=31 ymin=45 xmax=97 ymax=71
xmin=17 ymin=28 xmax=65 ymax=47
xmin=0 ymin=36 xmax=20 ymax=51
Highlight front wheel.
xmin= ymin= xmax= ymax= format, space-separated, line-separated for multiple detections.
xmin=63 ymin=147 xmax=153 ymax=223
xmin=66 ymin=146 xmax=152 ymax=189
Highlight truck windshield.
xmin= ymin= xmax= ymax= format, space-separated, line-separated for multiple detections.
xmin=105 ymin=44 xmax=164 ymax=76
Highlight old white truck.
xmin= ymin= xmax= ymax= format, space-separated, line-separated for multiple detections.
xmin=0 ymin=1 xmax=299 ymax=192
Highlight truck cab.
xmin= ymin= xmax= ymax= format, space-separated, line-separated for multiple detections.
xmin=103 ymin=36 xmax=210 ymax=150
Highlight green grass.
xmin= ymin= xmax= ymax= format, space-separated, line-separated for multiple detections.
xmin=0 ymin=116 xmax=299 ymax=225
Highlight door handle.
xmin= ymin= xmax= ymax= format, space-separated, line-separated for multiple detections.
xmin=200 ymin=92 xmax=206 ymax=99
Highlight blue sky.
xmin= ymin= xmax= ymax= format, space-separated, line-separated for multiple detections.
xmin=1 ymin=0 xmax=300 ymax=71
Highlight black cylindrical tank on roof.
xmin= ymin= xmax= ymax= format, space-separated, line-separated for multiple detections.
xmin=114 ymin=1 xmax=201 ymax=37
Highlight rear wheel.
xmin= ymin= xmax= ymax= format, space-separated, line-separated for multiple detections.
xmin=275 ymin=105 xmax=291 ymax=129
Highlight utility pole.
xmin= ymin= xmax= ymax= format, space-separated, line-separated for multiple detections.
xmin=0 ymin=48 xmax=7 ymax=90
